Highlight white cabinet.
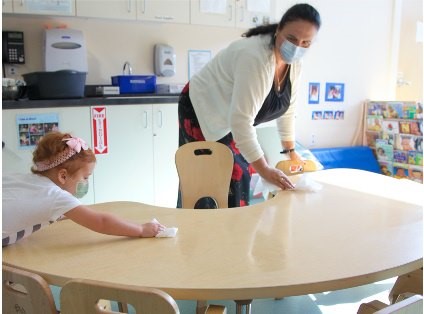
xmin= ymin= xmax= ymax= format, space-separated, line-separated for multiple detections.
xmin=190 ymin=0 xmax=236 ymax=27
xmin=137 ymin=0 xmax=189 ymax=24
xmin=12 ymin=0 xmax=75 ymax=16
xmin=76 ymin=0 xmax=136 ymax=20
xmin=3 ymin=0 xmax=14 ymax=13
xmin=2 ymin=107 xmax=95 ymax=205
xmin=93 ymin=103 xmax=179 ymax=207
xmin=235 ymin=0 xmax=278 ymax=29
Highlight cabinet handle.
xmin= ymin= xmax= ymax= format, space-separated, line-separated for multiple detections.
xmin=20 ymin=0 xmax=24 ymax=6
xmin=140 ymin=0 xmax=145 ymax=13
xmin=127 ymin=0 xmax=131 ymax=12
xmin=143 ymin=110 xmax=148 ymax=128
xmin=157 ymin=110 xmax=163 ymax=128
xmin=228 ymin=4 xmax=232 ymax=21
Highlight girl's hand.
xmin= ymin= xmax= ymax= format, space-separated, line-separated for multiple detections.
xmin=289 ymin=150 xmax=304 ymax=163
xmin=259 ymin=166 xmax=295 ymax=190
xmin=140 ymin=222 xmax=165 ymax=237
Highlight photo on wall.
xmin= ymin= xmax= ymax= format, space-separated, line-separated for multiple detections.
xmin=308 ymin=82 xmax=320 ymax=104
xmin=312 ymin=111 xmax=322 ymax=120
xmin=325 ymin=83 xmax=345 ymax=102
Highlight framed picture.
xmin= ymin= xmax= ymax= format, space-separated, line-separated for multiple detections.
xmin=325 ymin=83 xmax=345 ymax=102
xmin=308 ymin=82 xmax=320 ymax=104
xmin=312 ymin=111 xmax=322 ymax=120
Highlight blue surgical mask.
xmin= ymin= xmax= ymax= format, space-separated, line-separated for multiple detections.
xmin=279 ymin=40 xmax=308 ymax=64
xmin=74 ymin=180 xmax=89 ymax=199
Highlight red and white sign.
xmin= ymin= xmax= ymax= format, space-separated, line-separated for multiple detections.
xmin=91 ymin=106 xmax=108 ymax=155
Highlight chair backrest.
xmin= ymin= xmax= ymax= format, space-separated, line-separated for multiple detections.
xmin=375 ymin=295 xmax=423 ymax=314
xmin=60 ymin=278 xmax=180 ymax=314
xmin=175 ymin=141 xmax=234 ymax=208
xmin=2 ymin=264 xmax=58 ymax=314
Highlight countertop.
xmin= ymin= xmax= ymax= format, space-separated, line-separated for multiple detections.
xmin=2 ymin=93 xmax=180 ymax=110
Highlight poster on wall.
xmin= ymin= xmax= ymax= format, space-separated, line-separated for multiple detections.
xmin=308 ymin=82 xmax=320 ymax=104
xmin=91 ymin=106 xmax=109 ymax=155
xmin=16 ymin=113 xmax=59 ymax=149
xmin=188 ymin=50 xmax=212 ymax=80
xmin=325 ymin=82 xmax=345 ymax=102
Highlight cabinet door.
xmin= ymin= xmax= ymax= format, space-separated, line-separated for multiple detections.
xmin=76 ymin=0 xmax=136 ymax=20
xmin=1 ymin=107 xmax=94 ymax=204
xmin=3 ymin=0 xmax=13 ymax=13
xmin=137 ymin=0 xmax=189 ymax=24
xmin=152 ymin=103 xmax=179 ymax=207
xmin=235 ymin=0 xmax=277 ymax=29
xmin=92 ymin=105 xmax=155 ymax=204
xmin=12 ymin=0 xmax=75 ymax=16
xmin=190 ymin=0 xmax=235 ymax=27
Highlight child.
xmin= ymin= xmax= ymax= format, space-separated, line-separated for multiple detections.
xmin=2 ymin=132 xmax=165 ymax=246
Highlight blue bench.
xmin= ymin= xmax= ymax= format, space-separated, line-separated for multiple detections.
xmin=310 ymin=146 xmax=381 ymax=174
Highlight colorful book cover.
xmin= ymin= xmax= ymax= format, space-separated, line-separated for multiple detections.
xmin=380 ymin=132 xmax=395 ymax=145
xmin=393 ymin=150 xmax=408 ymax=164
xmin=367 ymin=102 xmax=382 ymax=116
xmin=366 ymin=115 xmax=383 ymax=131
xmin=365 ymin=131 xmax=380 ymax=147
xmin=378 ymin=161 xmax=393 ymax=177
xmin=383 ymin=103 xmax=403 ymax=119
xmin=402 ymin=102 xmax=417 ymax=120
xmin=415 ymin=137 xmax=423 ymax=152
xmin=409 ymin=121 xmax=422 ymax=136
xmin=375 ymin=141 xmax=393 ymax=162
xmin=382 ymin=120 xmax=399 ymax=133
xmin=399 ymin=121 xmax=410 ymax=134
xmin=398 ymin=134 xmax=415 ymax=151
xmin=415 ymin=102 xmax=423 ymax=119
xmin=393 ymin=164 xmax=409 ymax=179
xmin=409 ymin=166 xmax=423 ymax=183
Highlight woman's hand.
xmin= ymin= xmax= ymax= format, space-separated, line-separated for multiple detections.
xmin=140 ymin=222 xmax=165 ymax=237
xmin=259 ymin=166 xmax=295 ymax=190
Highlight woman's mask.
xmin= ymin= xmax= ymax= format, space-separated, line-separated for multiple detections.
xmin=74 ymin=180 xmax=89 ymax=199
xmin=279 ymin=40 xmax=308 ymax=64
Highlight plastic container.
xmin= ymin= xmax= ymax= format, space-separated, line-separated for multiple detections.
xmin=111 ymin=75 xmax=156 ymax=94
xmin=23 ymin=70 xmax=87 ymax=100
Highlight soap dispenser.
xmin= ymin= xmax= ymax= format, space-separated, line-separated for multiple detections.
xmin=154 ymin=44 xmax=176 ymax=77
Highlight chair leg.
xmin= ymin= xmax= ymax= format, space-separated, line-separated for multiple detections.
xmin=235 ymin=299 xmax=252 ymax=314
xmin=117 ymin=301 xmax=128 ymax=313
xmin=389 ymin=268 xmax=423 ymax=304
xmin=196 ymin=300 xmax=208 ymax=314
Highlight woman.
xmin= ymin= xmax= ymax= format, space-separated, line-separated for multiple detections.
xmin=178 ymin=3 xmax=321 ymax=207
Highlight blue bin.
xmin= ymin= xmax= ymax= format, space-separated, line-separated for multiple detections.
xmin=111 ymin=75 xmax=156 ymax=94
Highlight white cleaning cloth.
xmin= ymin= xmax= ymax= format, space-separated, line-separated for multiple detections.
xmin=152 ymin=218 xmax=178 ymax=238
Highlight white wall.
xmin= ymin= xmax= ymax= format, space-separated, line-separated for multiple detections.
xmin=3 ymin=0 xmax=419 ymax=149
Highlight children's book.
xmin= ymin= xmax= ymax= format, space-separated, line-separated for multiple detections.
xmin=365 ymin=131 xmax=380 ymax=147
xmin=367 ymin=102 xmax=382 ymax=116
xmin=409 ymin=121 xmax=422 ymax=136
xmin=393 ymin=150 xmax=408 ymax=164
xmin=384 ymin=103 xmax=403 ymax=119
xmin=415 ymin=137 xmax=423 ymax=152
xmin=408 ymin=165 xmax=423 ymax=183
xmin=402 ymin=102 xmax=417 ymax=120
xmin=382 ymin=120 xmax=399 ymax=133
xmin=378 ymin=161 xmax=393 ymax=177
xmin=398 ymin=134 xmax=415 ymax=151
xmin=380 ymin=132 xmax=395 ymax=145
xmin=399 ymin=121 xmax=410 ymax=134
xmin=393 ymin=164 xmax=409 ymax=179
xmin=367 ymin=115 xmax=383 ymax=131
xmin=375 ymin=141 xmax=393 ymax=162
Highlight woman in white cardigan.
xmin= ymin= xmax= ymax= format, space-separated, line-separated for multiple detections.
xmin=178 ymin=3 xmax=321 ymax=208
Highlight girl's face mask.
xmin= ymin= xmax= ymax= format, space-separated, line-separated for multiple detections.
xmin=279 ymin=39 xmax=308 ymax=64
xmin=74 ymin=179 xmax=89 ymax=199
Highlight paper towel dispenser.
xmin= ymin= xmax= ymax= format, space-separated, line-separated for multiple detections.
xmin=44 ymin=28 xmax=87 ymax=72
xmin=154 ymin=44 xmax=176 ymax=77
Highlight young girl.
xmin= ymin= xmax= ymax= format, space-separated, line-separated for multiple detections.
xmin=2 ymin=132 xmax=164 ymax=246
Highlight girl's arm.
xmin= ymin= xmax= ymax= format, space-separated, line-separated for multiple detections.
xmin=64 ymin=205 xmax=164 ymax=238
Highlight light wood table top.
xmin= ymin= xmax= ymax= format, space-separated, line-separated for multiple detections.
xmin=3 ymin=169 xmax=423 ymax=301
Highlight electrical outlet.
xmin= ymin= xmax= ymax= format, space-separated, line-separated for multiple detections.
xmin=8 ymin=66 xmax=16 ymax=76
xmin=311 ymin=133 xmax=316 ymax=146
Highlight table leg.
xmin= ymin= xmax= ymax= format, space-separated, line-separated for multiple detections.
xmin=235 ymin=299 xmax=252 ymax=314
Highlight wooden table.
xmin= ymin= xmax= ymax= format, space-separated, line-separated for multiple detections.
xmin=3 ymin=169 xmax=423 ymax=309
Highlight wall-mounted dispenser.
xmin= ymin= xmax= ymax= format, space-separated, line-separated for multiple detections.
xmin=154 ymin=44 xmax=176 ymax=77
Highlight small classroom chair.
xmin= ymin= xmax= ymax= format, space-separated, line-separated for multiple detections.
xmin=175 ymin=141 xmax=234 ymax=209
xmin=2 ymin=264 xmax=58 ymax=314
xmin=60 ymin=278 xmax=227 ymax=314
xmin=357 ymin=293 xmax=423 ymax=314
xmin=175 ymin=141 xmax=236 ymax=314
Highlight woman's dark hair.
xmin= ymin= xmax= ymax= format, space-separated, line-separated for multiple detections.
xmin=242 ymin=3 xmax=321 ymax=45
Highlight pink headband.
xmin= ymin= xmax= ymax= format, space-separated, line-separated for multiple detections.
xmin=34 ymin=137 xmax=89 ymax=172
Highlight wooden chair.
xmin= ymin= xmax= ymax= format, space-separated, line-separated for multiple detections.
xmin=175 ymin=141 xmax=233 ymax=314
xmin=357 ymin=294 xmax=423 ymax=314
xmin=60 ymin=278 xmax=226 ymax=314
xmin=2 ymin=264 xmax=58 ymax=314
xmin=175 ymin=141 xmax=234 ymax=209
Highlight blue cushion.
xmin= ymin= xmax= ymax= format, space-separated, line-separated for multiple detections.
xmin=310 ymin=146 xmax=381 ymax=174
